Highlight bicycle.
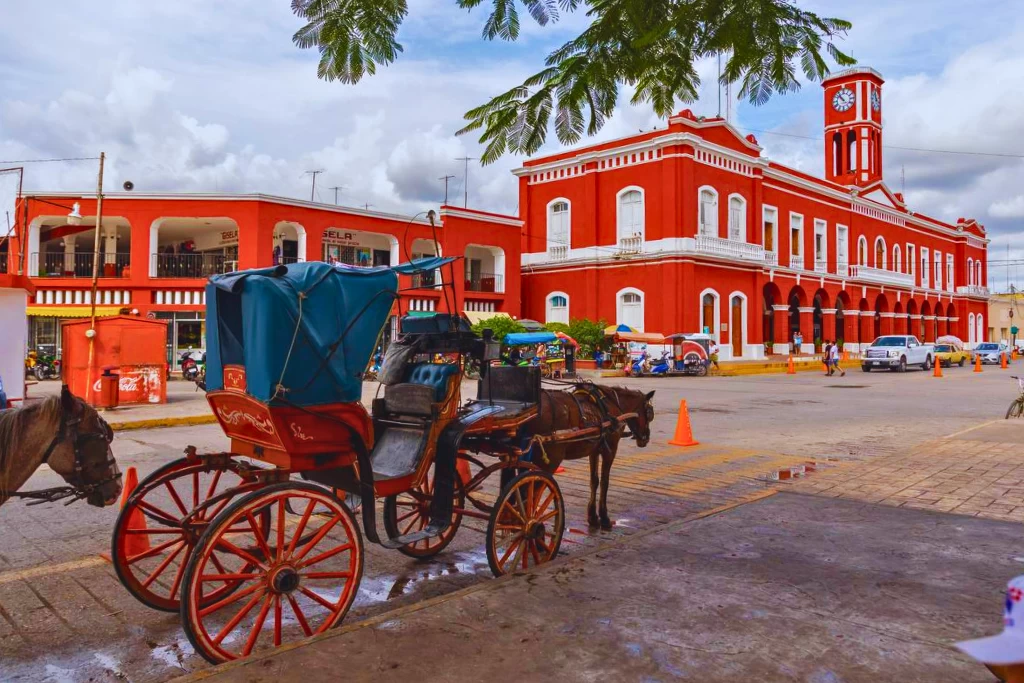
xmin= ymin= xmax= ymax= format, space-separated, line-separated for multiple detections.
xmin=1006 ymin=375 xmax=1024 ymax=419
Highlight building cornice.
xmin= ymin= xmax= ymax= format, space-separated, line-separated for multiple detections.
xmin=439 ymin=206 xmax=522 ymax=227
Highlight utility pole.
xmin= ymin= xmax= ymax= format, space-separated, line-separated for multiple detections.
xmin=364 ymin=203 xmax=373 ymax=211
xmin=900 ymin=164 xmax=905 ymax=195
xmin=85 ymin=152 xmax=105 ymax=404
xmin=439 ymin=175 xmax=455 ymax=205
xmin=328 ymin=185 xmax=345 ymax=205
xmin=455 ymin=157 xmax=475 ymax=208
xmin=304 ymin=169 xmax=324 ymax=202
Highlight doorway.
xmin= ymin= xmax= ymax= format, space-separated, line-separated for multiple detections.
xmin=174 ymin=320 xmax=205 ymax=369
xmin=731 ymin=296 xmax=743 ymax=357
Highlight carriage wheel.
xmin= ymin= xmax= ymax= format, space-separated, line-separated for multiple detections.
xmin=485 ymin=471 xmax=564 ymax=577
xmin=180 ymin=482 xmax=363 ymax=664
xmin=111 ymin=457 xmax=263 ymax=612
xmin=383 ymin=464 xmax=464 ymax=559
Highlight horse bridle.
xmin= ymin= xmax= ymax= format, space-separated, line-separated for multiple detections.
xmin=12 ymin=406 xmax=119 ymax=506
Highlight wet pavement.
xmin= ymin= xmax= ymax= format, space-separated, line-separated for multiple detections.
xmin=0 ymin=367 xmax=1019 ymax=681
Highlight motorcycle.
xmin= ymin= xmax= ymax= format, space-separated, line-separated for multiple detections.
xmin=626 ymin=350 xmax=649 ymax=377
xmin=646 ymin=350 xmax=672 ymax=376
xmin=25 ymin=349 xmax=60 ymax=380
xmin=194 ymin=351 xmax=207 ymax=392
xmin=180 ymin=348 xmax=203 ymax=382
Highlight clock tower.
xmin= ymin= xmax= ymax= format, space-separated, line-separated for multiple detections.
xmin=823 ymin=67 xmax=884 ymax=188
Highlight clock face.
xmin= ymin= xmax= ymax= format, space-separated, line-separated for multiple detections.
xmin=871 ymin=90 xmax=881 ymax=111
xmin=832 ymin=88 xmax=855 ymax=112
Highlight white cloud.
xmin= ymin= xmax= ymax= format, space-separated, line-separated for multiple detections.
xmin=990 ymin=196 xmax=1024 ymax=219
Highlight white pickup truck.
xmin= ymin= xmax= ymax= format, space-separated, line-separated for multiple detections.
xmin=861 ymin=335 xmax=935 ymax=372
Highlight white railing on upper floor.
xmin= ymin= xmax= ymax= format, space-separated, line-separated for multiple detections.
xmin=956 ymin=285 xmax=990 ymax=296
xmin=548 ymin=245 xmax=568 ymax=261
xmin=847 ymin=264 xmax=915 ymax=287
xmin=693 ymin=235 xmax=767 ymax=262
xmin=764 ymin=251 xmax=778 ymax=266
xmin=814 ymin=259 xmax=828 ymax=274
xmin=618 ymin=235 xmax=643 ymax=254
xmin=788 ymin=254 xmax=805 ymax=270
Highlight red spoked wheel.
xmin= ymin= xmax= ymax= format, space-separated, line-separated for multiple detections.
xmin=111 ymin=456 xmax=264 ymax=612
xmin=382 ymin=464 xmax=464 ymax=559
xmin=180 ymin=482 xmax=363 ymax=664
xmin=485 ymin=470 xmax=565 ymax=577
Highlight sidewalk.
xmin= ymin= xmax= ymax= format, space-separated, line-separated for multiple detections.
xmin=29 ymin=380 xmax=215 ymax=430
xmin=178 ymin=491 xmax=1019 ymax=683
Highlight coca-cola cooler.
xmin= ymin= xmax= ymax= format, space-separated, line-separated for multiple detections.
xmin=61 ymin=315 xmax=169 ymax=406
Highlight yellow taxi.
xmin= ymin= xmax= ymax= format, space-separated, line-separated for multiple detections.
xmin=934 ymin=336 xmax=969 ymax=367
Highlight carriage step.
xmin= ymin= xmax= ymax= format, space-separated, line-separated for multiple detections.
xmin=379 ymin=521 xmax=449 ymax=550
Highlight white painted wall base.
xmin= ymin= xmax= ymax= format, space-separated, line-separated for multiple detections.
xmin=0 ymin=289 xmax=29 ymax=402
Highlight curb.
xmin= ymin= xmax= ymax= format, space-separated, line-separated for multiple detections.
xmin=172 ymin=488 xmax=776 ymax=682
xmin=108 ymin=414 xmax=217 ymax=432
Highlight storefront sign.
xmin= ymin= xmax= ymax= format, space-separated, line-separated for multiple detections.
xmin=191 ymin=229 xmax=239 ymax=252
xmin=322 ymin=229 xmax=360 ymax=247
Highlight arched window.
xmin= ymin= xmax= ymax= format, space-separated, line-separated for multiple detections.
xmin=617 ymin=188 xmax=644 ymax=244
xmin=545 ymin=292 xmax=569 ymax=325
xmin=698 ymin=187 xmax=718 ymax=237
xmin=699 ymin=288 xmax=720 ymax=342
xmin=874 ymin=237 xmax=886 ymax=269
xmin=617 ymin=288 xmax=644 ymax=331
xmin=547 ymin=199 xmax=570 ymax=255
xmin=832 ymin=132 xmax=843 ymax=177
xmin=857 ymin=236 xmax=868 ymax=266
xmin=967 ymin=257 xmax=974 ymax=285
xmin=892 ymin=244 xmax=902 ymax=273
xmin=977 ymin=313 xmax=984 ymax=344
xmin=976 ymin=261 xmax=983 ymax=287
xmin=727 ymin=195 xmax=746 ymax=242
xmin=847 ymin=130 xmax=857 ymax=173
xmin=968 ymin=313 xmax=976 ymax=346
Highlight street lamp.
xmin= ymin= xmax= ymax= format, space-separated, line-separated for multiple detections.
xmin=67 ymin=203 xmax=83 ymax=226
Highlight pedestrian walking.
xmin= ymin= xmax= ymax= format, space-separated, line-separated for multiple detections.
xmin=709 ymin=342 xmax=720 ymax=371
xmin=823 ymin=340 xmax=833 ymax=375
xmin=829 ymin=341 xmax=845 ymax=376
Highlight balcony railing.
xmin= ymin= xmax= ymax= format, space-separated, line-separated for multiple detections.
xmin=31 ymin=252 xmax=131 ymax=278
xmin=693 ymin=235 xmax=769 ymax=263
xmin=548 ymin=245 xmax=568 ymax=261
xmin=278 ymin=256 xmax=304 ymax=265
xmin=465 ymin=273 xmax=503 ymax=293
xmin=956 ymin=285 xmax=990 ymax=296
xmin=410 ymin=271 xmax=440 ymax=289
xmin=764 ymin=251 xmax=778 ymax=266
xmin=618 ymin=235 xmax=643 ymax=254
xmin=788 ymin=254 xmax=805 ymax=270
xmin=153 ymin=253 xmax=234 ymax=278
xmin=847 ymin=264 xmax=915 ymax=287
xmin=813 ymin=259 xmax=828 ymax=274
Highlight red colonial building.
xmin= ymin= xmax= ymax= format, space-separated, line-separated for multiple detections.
xmin=4 ymin=195 xmax=520 ymax=365
xmin=518 ymin=67 xmax=990 ymax=358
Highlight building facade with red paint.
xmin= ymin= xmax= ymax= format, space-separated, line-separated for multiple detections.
xmin=517 ymin=68 xmax=991 ymax=358
xmin=4 ymin=195 xmax=520 ymax=365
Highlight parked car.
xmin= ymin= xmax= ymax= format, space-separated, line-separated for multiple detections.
xmin=862 ymin=335 xmax=935 ymax=372
xmin=973 ymin=342 xmax=1009 ymax=365
xmin=934 ymin=335 xmax=968 ymax=367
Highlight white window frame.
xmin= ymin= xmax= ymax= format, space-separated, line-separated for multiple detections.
xmin=836 ymin=224 xmax=849 ymax=274
xmin=920 ymin=247 xmax=930 ymax=288
xmin=857 ymin=235 xmax=868 ymax=266
xmin=727 ymin=194 xmax=747 ymax=242
xmin=727 ymin=291 xmax=748 ymax=358
xmin=934 ymin=250 xmax=942 ymax=290
xmin=946 ymin=253 xmax=954 ymax=292
xmin=699 ymin=288 xmax=721 ymax=343
xmin=616 ymin=186 xmax=645 ymax=244
xmin=967 ymin=257 xmax=974 ymax=286
xmin=976 ymin=260 xmax=983 ymax=287
xmin=813 ymin=219 xmax=827 ymax=271
xmin=968 ymin=313 xmax=976 ymax=346
xmin=789 ymin=212 xmax=804 ymax=268
xmin=546 ymin=198 xmax=571 ymax=254
xmin=698 ymin=186 xmax=719 ymax=237
xmin=545 ymin=291 xmax=570 ymax=325
xmin=616 ymin=287 xmax=645 ymax=332
xmin=874 ymin=236 xmax=887 ymax=270
xmin=892 ymin=244 xmax=902 ymax=274
xmin=762 ymin=205 xmax=778 ymax=253
xmin=907 ymin=243 xmax=916 ymax=279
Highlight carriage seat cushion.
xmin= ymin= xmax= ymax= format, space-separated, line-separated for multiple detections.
xmin=405 ymin=362 xmax=459 ymax=401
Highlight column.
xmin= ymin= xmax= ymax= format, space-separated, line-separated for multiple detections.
xmin=880 ymin=312 xmax=894 ymax=336
xmin=909 ymin=315 xmax=922 ymax=341
xmin=63 ymin=235 xmax=76 ymax=275
xmin=821 ymin=308 xmax=837 ymax=342
xmin=103 ymin=224 xmax=118 ymax=266
xmin=798 ymin=307 xmax=815 ymax=352
xmin=860 ymin=312 xmax=874 ymax=343
xmin=922 ymin=316 xmax=935 ymax=342
xmin=772 ymin=305 xmax=789 ymax=348
xmin=844 ymin=311 xmax=860 ymax=352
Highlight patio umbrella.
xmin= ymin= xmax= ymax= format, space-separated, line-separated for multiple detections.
xmin=555 ymin=331 xmax=579 ymax=347
xmin=518 ymin=319 xmax=546 ymax=332
xmin=604 ymin=324 xmax=638 ymax=336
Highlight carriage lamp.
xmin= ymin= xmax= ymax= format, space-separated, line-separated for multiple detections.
xmin=85 ymin=328 xmax=96 ymax=339
xmin=67 ymin=203 xmax=83 ymax=226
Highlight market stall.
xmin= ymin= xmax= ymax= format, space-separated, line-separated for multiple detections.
xmin=603 ymin=324 xmax=665 ymax=369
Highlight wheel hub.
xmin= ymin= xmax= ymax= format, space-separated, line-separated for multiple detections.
xmin=269 ymin=566 xmax=300 ymax=594
xmin=525 ymin=521 xmax=546 ymax=541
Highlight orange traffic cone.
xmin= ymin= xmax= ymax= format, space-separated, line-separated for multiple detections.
xmin=787 ymin=355 xmax=796 ymax=375
xmin=842 ymin=350 xmax=849 ymax=362
xmin=1013 ymin=348 xmax=1019 ymax=362
xmin=933 ymin=356 xmax=943 ymax=378
xmin=102 ymin=466 xmax=149 ymax=562
xmin=1002 ymin=352 xmax=1009 ymax=370
xmin=974 ymin=353 xmax=983 ymax=373
xmin=668 ymin=399 xmax=699 ymax=447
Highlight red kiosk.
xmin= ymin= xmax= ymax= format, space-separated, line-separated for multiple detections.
xmin=61 ymin=315 xmax=168 ymax=407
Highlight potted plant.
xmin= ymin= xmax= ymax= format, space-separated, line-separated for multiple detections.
xmin=765 ymin=341 xmax=774 ymax=355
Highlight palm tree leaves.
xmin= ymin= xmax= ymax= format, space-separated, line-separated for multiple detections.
xmin=293 ymin=0 xmax=855 ymax=162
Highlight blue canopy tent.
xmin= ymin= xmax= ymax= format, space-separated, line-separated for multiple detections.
xmin=205 ymin=262 xmax=398 ymax=406
xmin=504 ymin=331 xmax=558 ymax=345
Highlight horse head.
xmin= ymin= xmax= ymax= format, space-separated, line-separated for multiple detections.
xmin=606 ymin=387 xmax=655 ymax=448
xmin=47 ymin=386 xmax=122 ymax=507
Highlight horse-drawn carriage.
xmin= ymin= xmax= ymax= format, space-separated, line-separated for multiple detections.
xmin=106 ymin=257 xmax=655 ymax=664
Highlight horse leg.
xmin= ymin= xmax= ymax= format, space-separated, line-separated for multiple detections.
xmin=598 ymin=441 xmax=617 ymax=530
xmin=587 ymin=450 xmax=600 ymax=528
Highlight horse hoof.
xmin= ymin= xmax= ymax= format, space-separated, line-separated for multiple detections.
xmin=600 ymin=519 xmax=613 ymax=531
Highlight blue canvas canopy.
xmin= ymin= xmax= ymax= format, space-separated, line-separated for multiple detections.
xmin=391 ymin=256 xmax=455 ymax=275
xmin=505 ymin=331 xmax=558 ymax=345
xmin=205 ymin=262 xmax=398 ymax=406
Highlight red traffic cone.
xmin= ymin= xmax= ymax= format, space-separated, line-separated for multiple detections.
xmin=787 ymin=355 xmax=796 ymax=375
xmin=668 ymin=400 xmax=699 ymax=447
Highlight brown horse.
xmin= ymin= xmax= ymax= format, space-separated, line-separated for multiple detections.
xmin=0 ymin=386 xmax=122 ymax=508
xmin=529 ymin=384 xmax=654 ymax=529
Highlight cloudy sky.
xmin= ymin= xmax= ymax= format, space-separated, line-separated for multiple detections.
xmin=1 ymin=0 xmax=1022 ymax=286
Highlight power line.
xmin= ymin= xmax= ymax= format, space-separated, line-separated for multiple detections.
xmin=743 ymin=128 xmax=1024 ymax=159
xmin=0 ymin=156 xmax=101 ymax=164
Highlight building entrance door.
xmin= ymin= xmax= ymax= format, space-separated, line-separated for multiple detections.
xmin=174 ymin=320 xmax=204 ymax=370
xmin=731 ymin=297 xmax=743 ymax=357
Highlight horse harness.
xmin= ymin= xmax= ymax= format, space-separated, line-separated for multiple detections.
xmin=8 ymin=406 xmax=119 ymax=505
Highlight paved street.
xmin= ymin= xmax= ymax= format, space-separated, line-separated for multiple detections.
xmin=1 ymin=365 xmax=1021 ymax=681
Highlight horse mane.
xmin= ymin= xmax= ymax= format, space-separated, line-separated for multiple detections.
xmin=0 ymin=397 xmax=61 ymax=496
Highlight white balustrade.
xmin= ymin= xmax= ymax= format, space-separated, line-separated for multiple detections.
xmin=693 ymin=235 xmax=768 ymax=263
xmin=956 ymin=285 xmax=990 ymax=296
xmin=847 ymin=264 xmax=915 ymax=287
xmin=548 ymin=245 xmax=568 ymax=261
xmin=618 ymin=235 xmax=643 ymax=254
